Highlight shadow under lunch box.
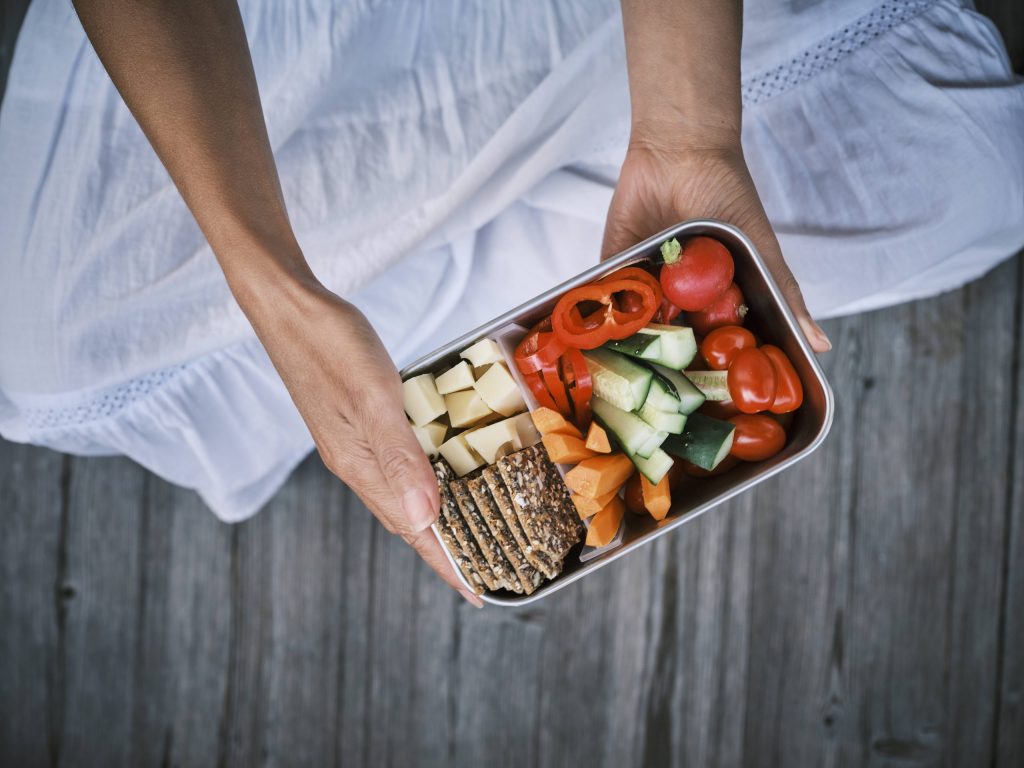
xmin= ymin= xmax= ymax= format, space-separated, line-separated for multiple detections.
xmin=400 ymin=219 xmax=835 ymax=606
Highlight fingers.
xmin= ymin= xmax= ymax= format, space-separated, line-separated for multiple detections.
xmin=403 ymin=528 xmax=484 ymax=608
xmin=752 ymin=227 xmax=832 ymax=354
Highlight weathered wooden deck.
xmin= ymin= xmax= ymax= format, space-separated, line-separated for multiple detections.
xmin=2 ymin=2 xmax=1023 ymax=766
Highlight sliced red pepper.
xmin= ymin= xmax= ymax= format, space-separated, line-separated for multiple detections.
xmin=514 ymin=318 xmax=567 ymax=375
xmin=541 ymin=361 xmax=572 ymax=417
xmin=599 ymin=267 xmax=663 ymax=311
xmin=561 ymin=347 xmax=593 ymax=429
xmin=522 ymin=370 xmax=558 ymax=412
xmin=551 ymin=279 xmax=658 ymax=349
xmin=657 ymin=298 xmax=683 ymax=325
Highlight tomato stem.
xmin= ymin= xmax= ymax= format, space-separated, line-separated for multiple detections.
xmin=660 ymin=238 xmax=682 ymax=265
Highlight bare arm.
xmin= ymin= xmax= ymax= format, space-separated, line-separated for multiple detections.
xmin=72 ymin=0 xmax=481 ymax=605
xmin=610 ymin=0 xmax=831 ymax=352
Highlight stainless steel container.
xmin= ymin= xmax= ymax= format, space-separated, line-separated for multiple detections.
xmin=400 ymin=219 xmax=835 ymax=606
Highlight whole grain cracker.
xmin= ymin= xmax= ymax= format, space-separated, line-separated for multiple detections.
xmin=451 ymin=477 xmax=522 ymax=593
xmin=496 ymin=444 xmax=583 ymax=561
xmin=483 ymin=465 xmax=559 ymax=580
xmin=433 ymin=461 xmax=496 ymax=591
xmin=467 ymin=476 xmax=543 ymax=595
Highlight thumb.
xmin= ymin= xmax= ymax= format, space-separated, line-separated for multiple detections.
xmin=754 ymin=231 xmax=832 ymax=354
xmin=373 ymin=415 xmax=441 ymax=535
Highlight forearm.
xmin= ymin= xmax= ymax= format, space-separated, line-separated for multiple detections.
xmin=72 ymin=0 xmax=313 ymax=307
xmin=619 ymin=0 xmax=742 ymax=149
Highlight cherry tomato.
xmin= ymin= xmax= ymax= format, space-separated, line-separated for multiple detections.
xmin=667 ymin=460 xmax=687 ymax=491
xmin=699 ymin=399 xmax=741 ymax=420
xmin=700 ymin=326 xmax=757 ymax=371
xmin=624 ymin=473 xmax=646 ymax=515
xmin=761 ymin=345 xmax=804 ymax=414
xmin=687 ymin=283 xmax=748 ymax=336
xmin=728 ymin=414 xmax=787 ymax=461
xmin=682 ymin=455 xmax=740 ymax=477
xmin=659 ymin=236 xmax=735 ymax=311
xmin=727 ymin=348 xmax=777 ymax=413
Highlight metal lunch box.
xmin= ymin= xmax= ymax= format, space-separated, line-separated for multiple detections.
xmin=400 ymin=219 xmax=835 ymax=606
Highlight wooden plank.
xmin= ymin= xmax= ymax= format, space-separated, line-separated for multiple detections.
xmin=944 ymin=257 xmax=1020 ymax=765
xmin=124 ymin=478 xmax=233 ymax=768
xmin=976 ymin=0 xmax=1024 ymax=73
xmin=997 ymin=255 xmax=1024 ymax=766
xmin=0 ymin=0 xmax=32 ymax=98
xmin=739 ymin=311 xmax=863 ymax=768
xmin=0 ymin=442 xmax=64 ymax=765
xmin=56 ymin=455 xmax=148 ymax=766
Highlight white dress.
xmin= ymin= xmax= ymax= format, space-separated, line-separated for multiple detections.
xmin=1 ymin=0 xmax=1021 ymax=520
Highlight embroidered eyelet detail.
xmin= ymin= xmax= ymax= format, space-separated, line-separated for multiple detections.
xmin=742 ymin=0 xmax=935 ymax=105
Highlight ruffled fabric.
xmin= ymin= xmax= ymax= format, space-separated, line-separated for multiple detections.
xmin=1 ymin=0 xmax=1022 ymax=521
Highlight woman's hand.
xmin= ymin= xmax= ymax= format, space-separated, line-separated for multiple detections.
xmin=238 ymin=269 xmax=484 ymax=607
xmin=602 ymin=136 xmax=832 ymax=353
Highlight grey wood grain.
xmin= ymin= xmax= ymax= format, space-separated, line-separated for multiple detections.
xmin=996 ymin=258 xmax=1024 ymax=767
xmin=126 ymin=479 xmax=232 ymax=768
xmin=56 ymin=456 xmax=148 ymax=767
xmin=0 ymin=443 xmax=64 ymax=766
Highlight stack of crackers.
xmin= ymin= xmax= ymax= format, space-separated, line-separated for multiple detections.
xmin=433 ymin=443 xmax=584 ymax=595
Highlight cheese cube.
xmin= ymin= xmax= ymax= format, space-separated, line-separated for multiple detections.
xmin=512 ymin=411 xmax=541 ymax=448
xmin=402 ymin=373 xmax=446 ymax=426
xmin=460 ymin=338 xmax=504 ymax=368
xmin=438 ymin=433 xmax=484 ymax=477
xmin=464 ymin=417 xmax=523 ymax=464
xmin=444 ymin=389 xmax=494 ymax=428
xmin=435 ymin=361 xmax=475 ymax=394
xmin=473 ymin=362 xmax=527 ymax=417
xmin=411 ymin=420 xmax=447 ymax=458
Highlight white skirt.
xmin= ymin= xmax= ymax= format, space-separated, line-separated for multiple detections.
xmin=1 ymin=0 xmax=1021 ymax=520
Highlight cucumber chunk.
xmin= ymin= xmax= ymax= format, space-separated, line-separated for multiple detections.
xmin=605 ymin=324 xmax=697 ymax=370
xmin=650 ymin=364 xmax=707 ymax=414
xmin=583 ymin=349 xmax=653 ymax=412
xmin=626 ymin=447 xmax=674 ymax=485
xmin=604 ymin=333 xmax=661 ymax=360
xmin=638 ymin=400 xmax=687 ymax=434
xmin=644 ymin=375 xmax=681 ymax=413
xmin=682 ymin=370 xmax=730 ymax=402
xmin=591 ymin=396 xmax=658 ymax=456
xmin=635 ymin=428 xmax=670 ymax=459
xmin=663 ymin=413 xmax=736 ymax=470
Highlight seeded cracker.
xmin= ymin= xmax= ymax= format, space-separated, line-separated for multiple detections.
xmin=467 ymin=476 xmax=543 ymax=595
xmin=435 ymin=515 xmax=485 ymax=594
xmin=433 ymin=461 xmax=493 ymax=592
xmin=482 ymin=465 xmax=559 ymax=580
xmin=496 ymin=444 xmax=583 ymax=561
xmin=450 ymin=477 xmax=522 ymax=593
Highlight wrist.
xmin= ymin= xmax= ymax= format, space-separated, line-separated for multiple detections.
xmin=629 ymin=110 xmax=742 ymax=158
xmin=218 ymin=230 xmax=324 ymax=322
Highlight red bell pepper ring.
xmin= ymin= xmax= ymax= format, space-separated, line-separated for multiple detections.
xmin=727 ymin=347 xmax=777 ymax=414
xmin=521 ymin=370 xmax=559 ymax=412
xmin=551 ymin=279 xmax=658 ymax=349
xmin=599 ymin=267 xmax=663 ymax=310
xmin=560 ymin=347 xmax=593 ymax=429
xmin=514 ymin=319 xmax=567 ymax=375
xmin=541 ymin=361 xmax=572 ymax=417
xmin=761 ymin=345 xmax=803 ymax=413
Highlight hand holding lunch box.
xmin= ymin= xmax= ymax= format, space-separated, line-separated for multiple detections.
xmin=401 ymin=220 xmax=833 ymax=606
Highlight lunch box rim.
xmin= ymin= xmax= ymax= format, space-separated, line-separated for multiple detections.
xmin=400 ymin=219 xmax=835 ymax=607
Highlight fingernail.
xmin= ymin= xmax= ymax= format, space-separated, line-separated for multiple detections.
xmin=402 ymin=488 xmax=437 ymax=531
xmin=800 ymin=318 xmax=832 ymax=352
xmin=460 ymin=588 xmax=485 ymax=608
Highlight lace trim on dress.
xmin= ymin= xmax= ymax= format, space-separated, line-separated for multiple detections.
xmin=18 ymin=364 xmax=189 ymax=431
xmin=742 ymin=0 xmax=936 ymax=106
